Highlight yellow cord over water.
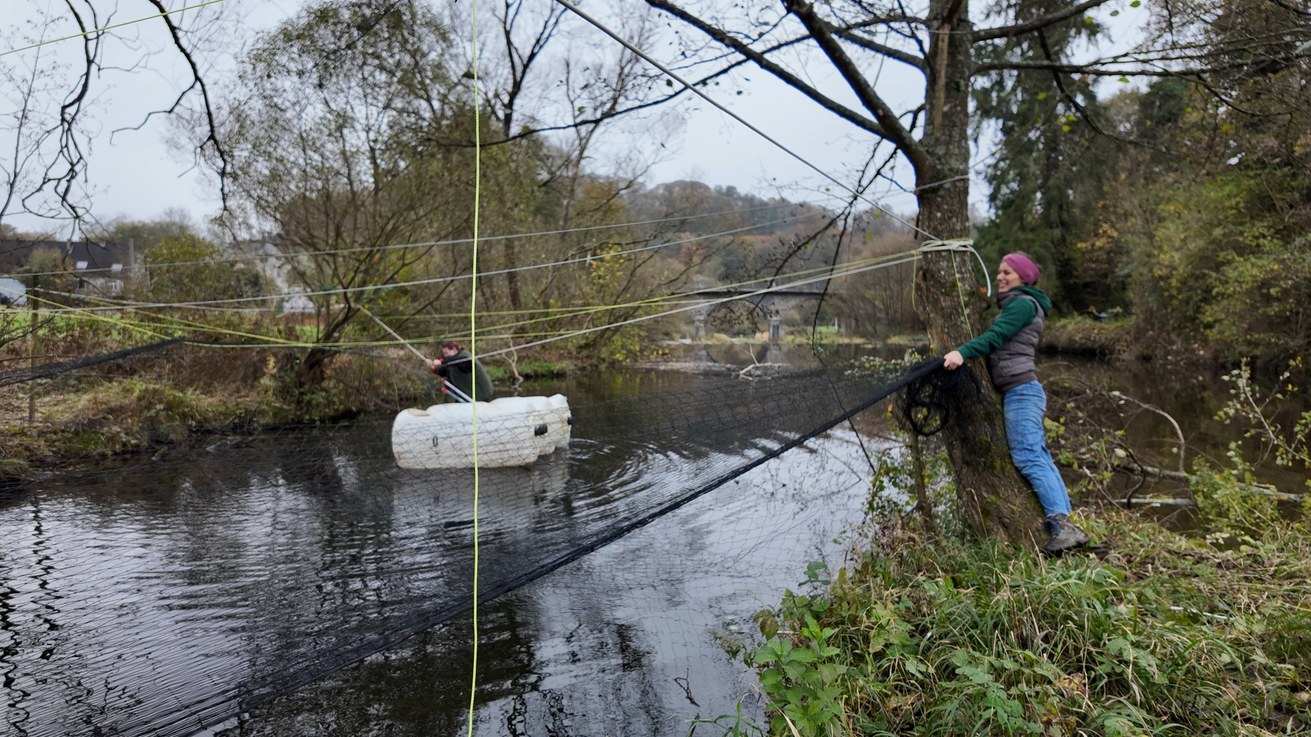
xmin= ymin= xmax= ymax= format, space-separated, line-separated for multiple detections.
xmin=466 ymin=1 xmax=482 ymax=732
xmin=26 ymin=248 xmax=925 ymax=366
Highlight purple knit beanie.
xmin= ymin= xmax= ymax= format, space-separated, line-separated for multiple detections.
xmin=1002 ymin=252 xmax=1041 ymax=285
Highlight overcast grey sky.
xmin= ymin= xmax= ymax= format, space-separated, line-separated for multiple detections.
xmin=2 ymin=0 xmax=1143 ymax=235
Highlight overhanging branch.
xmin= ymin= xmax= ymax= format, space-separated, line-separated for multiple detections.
xmin=972 ymin=0 xmax=1112 ymax=43
xmin=645 ymin=0 xmax=893 ymax=141
xmin=784 ymin=0 xmax=925 ymax=168
xmin=143 ymin=0 xmax=229 ymax=211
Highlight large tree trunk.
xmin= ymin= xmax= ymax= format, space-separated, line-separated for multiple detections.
xmin=916 ymin=0 xmax=1045 ymax=546
xmin=295 ymin=345 xmax=333 ymax=390
xmin=295 ymin=305 xmax=355 ymax=392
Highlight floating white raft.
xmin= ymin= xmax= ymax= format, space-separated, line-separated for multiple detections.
xmin=391 ymin=394 xmax=571 ymax=469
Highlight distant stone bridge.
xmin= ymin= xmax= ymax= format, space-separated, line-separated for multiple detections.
xmin=691 ymin=285 xmax=827 ymax=363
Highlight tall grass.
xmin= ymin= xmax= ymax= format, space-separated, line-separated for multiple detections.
xmin=748 ymin=513 xmax=1310 ymax=736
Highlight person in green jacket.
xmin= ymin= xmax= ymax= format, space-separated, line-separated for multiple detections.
xmin=427 ymin=341 xmax=494 ymax=403
xmin=943 ymin=252 xmax=1089 ymax=554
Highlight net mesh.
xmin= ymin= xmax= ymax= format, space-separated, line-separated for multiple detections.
xmin=0 ymin=347 xmax=964 ymax=736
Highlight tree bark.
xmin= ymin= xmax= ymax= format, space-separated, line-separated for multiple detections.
xmin=915 ymin=0 xmax=1045 ymax=546
xmin=295 ymin=305 xmax=356 ymax=391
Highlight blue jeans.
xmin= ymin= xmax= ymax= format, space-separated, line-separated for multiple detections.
xmin=1002 ymin=380 xmax=1071 ymax=517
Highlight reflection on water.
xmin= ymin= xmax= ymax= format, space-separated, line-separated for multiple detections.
xmin=0 ymin=369 xmax=890 ymax=737
xmin=1044 ymin=357 xmax=1311 ymax=503
xmin=6 ymin=357 xmax=1269 ymax=736
xmin=227 ymin=429 xmax=885 ymax=737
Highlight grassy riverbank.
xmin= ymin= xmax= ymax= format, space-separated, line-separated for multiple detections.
xmin=742 ymin=509 xmax=1310 ymax=736
xmin=731 ymin=352 xmax=1311 ymax=736
xmin=0 ymin=314 xmax=1212 ymax=485
xmin=1042 ymin=316 xmax=1131 ymax=357
xmin=0 ymin=339 xmax=570 ymax=482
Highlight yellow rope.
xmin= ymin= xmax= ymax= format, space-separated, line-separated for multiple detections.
xmin=466 ymin=0 xmax=482 ymax=731
xmin=950 ymin=254 xmax=971 ymax=333
xmin=28 ymin=291 xmax=324 ymax=348
xmin=71 ymin=294 xmax=311 ymax=346
xmin=20 ymin=248 xmax=919 ymax=363
xmin=914 ymin=239 xmax=987 ymax=335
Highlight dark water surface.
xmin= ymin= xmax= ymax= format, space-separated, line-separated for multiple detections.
xmin=1042 ymin=357 xmax=1310 ymax=502
xmin=4 ymin=355 xmax=1294 ymax=737
xmin=2 ymin=368 xmax=892 ymax=737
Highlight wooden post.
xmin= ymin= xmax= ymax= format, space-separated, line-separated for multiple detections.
xmin=27 ymin=277 xmax=38 ymax=432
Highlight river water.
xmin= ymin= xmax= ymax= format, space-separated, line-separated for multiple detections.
xmin=2 ymin=365 xmax=898 ymax=737
xmin=2 ymin=354 xmax=1299 ymax=737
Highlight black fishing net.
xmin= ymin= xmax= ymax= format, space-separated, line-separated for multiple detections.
xmin=0 ymin=337 xmax=183 ymax=387
xmin=0 ymin=347 xmax=969 ymax=736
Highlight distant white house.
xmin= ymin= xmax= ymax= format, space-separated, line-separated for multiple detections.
xmin=229 ymin=240 xmax=315 ymax=314
xmin=0 ymin=238 xmax=318 ymax=313
xmin=68 ymin=242 xmax=132 ymax=295
xmin=280 ymin=290 xmax=316 ymax=315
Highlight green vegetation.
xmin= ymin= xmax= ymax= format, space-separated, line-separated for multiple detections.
xmin=0 ymin=296 xmax=586 ymax=480
xmin=977 ymin=15 xmax=1311 ymax=367
xmin=725 ymin=362 xmax=1311 ymax=737
xmin=1041 ymin=316 xmax=1130 ymax=357
xmin=485 ymin=359 xmax=568 ymax=382
xmin=749 ymin=513 xmax=1309 ymax=736
xmin=0 ymin=317 xmax=432 ymax=477
xmin=5 ymin=2 xmax=1310 ymax=732
xmin=1 ymin=359 xmax=409 ymax=475
xmin=143 ymin=234 xmax=264 ymax=303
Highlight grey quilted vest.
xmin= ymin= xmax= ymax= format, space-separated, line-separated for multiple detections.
xmin=987 ymin=292 xmax=1044 ymax=393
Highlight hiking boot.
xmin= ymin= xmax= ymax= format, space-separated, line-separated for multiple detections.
xmin=1043 ymin=514 xmax=1090 ymax=555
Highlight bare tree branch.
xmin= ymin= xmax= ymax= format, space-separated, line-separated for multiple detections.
xmin=1 ymin=20 xmax=57 ymax=227
xmin=646 ymin=0 xmax=895 ymax=141
xmin=837 ymin=31 xmax=929 ymax=71
xmin=130 ymin=0 xmax=229 ymax=211
xmin=29 ymin=0 xmax=99 ymax=223
xmin=784 ymin=0 xmax=925 ymax=166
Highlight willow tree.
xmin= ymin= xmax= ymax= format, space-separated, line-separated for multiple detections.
xmin=409 ymin=0 xmax=697 ymax=368
xmin=636 ymin=0 xmax=1311 ymax=544
xmin=218 ymin=0 xmax=476 ymax=389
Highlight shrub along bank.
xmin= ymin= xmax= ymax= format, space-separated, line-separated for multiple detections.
xmin=2 ymin=345 xmax=462 ymax=480
xmin=739 ymin=360 xmax=1311 ymax=737
xmin=746 ymin=510 xmax=1309 ymax=736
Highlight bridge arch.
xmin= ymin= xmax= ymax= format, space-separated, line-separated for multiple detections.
xmin=692 ymin=288 xmax=827 ymax=364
